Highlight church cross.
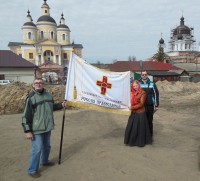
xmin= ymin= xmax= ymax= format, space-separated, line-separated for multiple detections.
xmin=96 ymin=76 xmax=112 ymax=95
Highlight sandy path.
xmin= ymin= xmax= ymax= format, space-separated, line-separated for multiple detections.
xmin=0 ymin=107 xmax=200 ymax=181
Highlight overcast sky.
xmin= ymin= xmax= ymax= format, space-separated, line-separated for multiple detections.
xmin=0 ymin=0 xmax=200 ymax=63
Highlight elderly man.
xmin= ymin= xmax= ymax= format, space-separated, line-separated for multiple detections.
xmin=22 ymin=78 xmax=67 ymax=178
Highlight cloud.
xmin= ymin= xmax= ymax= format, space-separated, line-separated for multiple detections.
xmin=0 ymin=0 xmax=200 ymax=63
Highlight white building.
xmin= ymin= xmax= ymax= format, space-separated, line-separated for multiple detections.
xmin=168 ymin=16 xmax=196 ymax=52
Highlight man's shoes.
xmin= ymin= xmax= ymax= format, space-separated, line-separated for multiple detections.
xmin=29 ymin=172 xmax=41 ymax=178
xmin=41 ymin=161 xmax=55 ymax=166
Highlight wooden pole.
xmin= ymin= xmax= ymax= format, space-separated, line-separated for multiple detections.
xmin=58 ymin=107 xmax=66 ymax=165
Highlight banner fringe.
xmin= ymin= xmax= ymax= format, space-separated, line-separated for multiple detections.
xmin=67 ymin=101 xmax=131 ymax=116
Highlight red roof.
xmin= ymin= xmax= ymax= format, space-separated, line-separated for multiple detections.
xmin=0 ymin=50 xmax=36 ymax=68
xmin=109 ymin=61 xmax=181 ymax=72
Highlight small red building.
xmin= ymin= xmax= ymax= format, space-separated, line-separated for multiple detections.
xmin=109 ymin=60 xmax=189 ymax=82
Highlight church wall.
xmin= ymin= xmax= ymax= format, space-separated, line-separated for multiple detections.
xmin=10 ymin=46 xmax=21 ymax=55
xmin=23 ymin=29 xmax=37 ymax=44
xmin=166 ymin=52 xmax=180 ymax=56
xmin=57 ymin=31 xmax=70 ymax=45
xmin=73 ymin=48 xmax=82 ymax=57
xmin=60 ymin=50 xmax=71 ymax=66
xmin=16 ymin=47 xmax=22 ymax=56
xmin=37 ymin=24 xmax=57 ymax=41
xmin=42 ymin=46 xmax=55 ymax=53
xmin=24 ymin=49 xmax=36 ymax=63
xmin=61 ymin=50 xmax=71 ymax=59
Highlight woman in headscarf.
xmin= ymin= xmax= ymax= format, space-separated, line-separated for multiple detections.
xmin=124 ymin=80 xmax=152 ymax=147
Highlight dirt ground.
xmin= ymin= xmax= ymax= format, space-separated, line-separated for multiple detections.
xmin=0 ymin=100 xmax=200 ymax=181
xmin=0 ymin=81 xmax=200 ymax=181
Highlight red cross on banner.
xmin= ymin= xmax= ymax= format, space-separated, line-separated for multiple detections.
xmin=96 ymin=76 xmax=112 ymax=95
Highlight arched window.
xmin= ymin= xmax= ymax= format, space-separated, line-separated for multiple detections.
xmin=28 ymin=32 xmax=32 ymax=39
xmin=41 ymin=31 xmax=44 ymax=39
xmin=51 ymin=32 xmax=54 ymax=39
xmin=62 ymin=34 xmax=65 ymax=40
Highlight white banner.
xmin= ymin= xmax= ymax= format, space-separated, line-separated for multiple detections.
xmin=65 ymin=53 xmax=131 ymax=114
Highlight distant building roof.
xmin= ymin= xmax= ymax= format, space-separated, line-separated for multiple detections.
xmin=37 ymin=15 xmax=56 ymax=24
xmin=71 ymin=43 xmax=83 ymax=49
xmin=57 ymin=24 xmax=70 ymax=30
xmin=91 ymin=63 xmax=111 ymax=70
xmin=0 ymin=50 xmax=36 ymax=68
xmin=173 ymin=63 xmax=200 ymax=72
xmin=63 ymin=44 xmax=83 ymax=49
xmin=23 ymin=22 xmax=36 ymax=27
xmin=109 ymin=61 xmax=181 ymax=72
xmin=147 ymin=70 xmax=180 ymax=76
xmin=8 ymin=42 xmax=30 ymax=46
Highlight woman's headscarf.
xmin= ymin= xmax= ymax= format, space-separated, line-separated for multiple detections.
xmin=131 ymin=80 xmax=142 ymax=105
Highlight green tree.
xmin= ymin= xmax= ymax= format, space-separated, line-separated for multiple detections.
xmin=156 ymin=45 xmax=165 ymax=62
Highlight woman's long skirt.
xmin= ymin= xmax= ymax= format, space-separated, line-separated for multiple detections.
xmin=124 ymin=111 xmax=152 ymax=147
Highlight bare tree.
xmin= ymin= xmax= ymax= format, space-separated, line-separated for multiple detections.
xmin=112 ymin=59 xmax=118 ymax=63
xmin=96 ymin=60 xmax=101 ymax=65
xmin=132 ymin=56 xmax=136 ymax=61
xmin=128 ymin=56 xmax=136 ymax=61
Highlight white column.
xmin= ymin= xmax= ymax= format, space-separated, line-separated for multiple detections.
xmin=59 ymin=55 xmax=61 ymax=65
xmin=177 ymin=43 xmax=179 ymax=51
xmin=22 ymin=49 xmax=25 ymax=58
xmin=54 ymin=55 xmax=56 ymax=63
xmin=35 ymin=55 xmax=39 ymax=65
xmin=42 ymin=56 xmax=44 ymax=64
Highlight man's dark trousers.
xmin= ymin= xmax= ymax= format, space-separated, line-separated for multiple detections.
xmin=145 ymin=105 xmax=154 ymax=137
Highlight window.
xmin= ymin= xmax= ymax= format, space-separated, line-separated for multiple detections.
xmin=0 ymin=74 xmax=5 ymax=80
xmin=29 ymin=53 xmax=33 ymax=59
xmin=38 ymin=55 xmax=41 ymax=65
xmin=41 ymin=31 xmax=44 ymax=39
xmin=28 ymin=32 xmax=32 ymax=39
xmin=51 ymin=32 xmax=54 ymax=39
xmin=56 ymin=55 xmax=59 ymax=64
xmin=45 ymin=10 xmax=47 ymax=13
xmin=62 ymin=34 xmax=65 ymax=40
xmin=63 ymin=53 xmax=67 ymax=59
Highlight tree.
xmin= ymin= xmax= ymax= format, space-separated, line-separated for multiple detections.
xmin=155 ymin=45 xmax=165 ymax=62
xmin=132 ymin=56 xmax=136 ymax=61
xmin=96 ymin=60 xmax=101 ymax=65
xmin=112 ymin=59 xmax=118 ymax=63
xmin=128 ymin=56 xmax=136 ymax=61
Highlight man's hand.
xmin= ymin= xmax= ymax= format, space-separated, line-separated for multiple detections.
xmin=26 ymin=132 xmax=33 ymax=140
xmin=62 ymin=101 xmax=67 ymax=108
xmin=154 ymin=106 xmax=158 ymax=113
